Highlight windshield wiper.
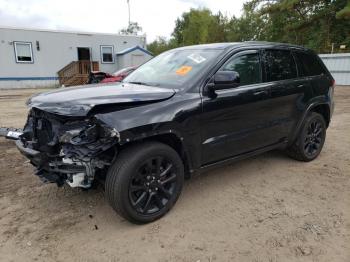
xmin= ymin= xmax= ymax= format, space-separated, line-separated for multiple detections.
xmin=126 ymin=81 xmax=160 ymax=87
xmin=127 ymin=81 xmax=151 ymax=86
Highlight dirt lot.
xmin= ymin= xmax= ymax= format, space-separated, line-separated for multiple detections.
xmin=0 ymin=87 xmax=349 ymax=262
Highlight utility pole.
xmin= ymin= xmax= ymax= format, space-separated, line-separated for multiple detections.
xmin=127 ymin=0 xmax=131 ymax=26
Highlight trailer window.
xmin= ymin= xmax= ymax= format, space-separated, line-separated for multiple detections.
xmin=101 ymin=45 xmax=114 ymax=63
xmin=14 ymin=42 xmax=33 ymax=63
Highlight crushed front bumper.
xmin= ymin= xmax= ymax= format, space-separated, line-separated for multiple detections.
xmin=15 ymin=108 xmax=118 ymax=188
xmin=16 ymin=139 xmax=89 ymax=187
xmin=16 ymin=139 xmax=41 ymax=165
xmin=0 ymin=127 xmax=23 ymax=140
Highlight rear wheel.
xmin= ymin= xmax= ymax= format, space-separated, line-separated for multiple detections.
xmin=105 ymin=142 xmax=184 ymax=224
xmin=287 ymin=112 xmax=326 ymax=161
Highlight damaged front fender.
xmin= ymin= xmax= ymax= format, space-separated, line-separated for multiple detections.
xmin=59 ymin=120 xmax=120 ymax=159
xmin=93 ymin=92 xmax=204 ymax=172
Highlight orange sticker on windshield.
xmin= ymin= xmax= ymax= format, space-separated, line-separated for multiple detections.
xmin=176 ymin=66 xmax=192 ymax=75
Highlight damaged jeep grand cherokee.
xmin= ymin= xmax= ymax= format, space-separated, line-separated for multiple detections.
xmin=15 ymin=42 xmax=334 ymax=224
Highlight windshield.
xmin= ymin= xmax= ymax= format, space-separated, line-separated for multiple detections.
xmin=113 ymin=67 xmax=134 ymax=76
xmin=123 ymin=49 xmax=222 ymax=88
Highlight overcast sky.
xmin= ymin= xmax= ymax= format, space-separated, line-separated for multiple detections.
xmin=0 ymin=0 xmax=247 ymax=42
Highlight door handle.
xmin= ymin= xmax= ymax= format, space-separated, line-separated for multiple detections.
xmin=253 ymin=90 xmax=268 ymax=96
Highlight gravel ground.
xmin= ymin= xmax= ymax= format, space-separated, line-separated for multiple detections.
xmin=0 ymin=87 xmax=349 ymax=262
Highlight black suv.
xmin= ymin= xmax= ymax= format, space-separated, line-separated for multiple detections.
xmin=15 ymin=42 xmax=334 ymax=223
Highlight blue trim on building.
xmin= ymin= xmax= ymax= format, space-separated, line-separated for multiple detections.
xmin=117 ymin=45 xmax=153 ymax=56
xmin=0 ymin=77 xmax=58 ymax=81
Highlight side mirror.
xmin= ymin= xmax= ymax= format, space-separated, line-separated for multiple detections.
xmin=213 ymin=71 xmax=240 ymax=90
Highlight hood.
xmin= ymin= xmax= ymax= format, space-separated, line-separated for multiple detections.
xmin=27 ymin=82 xmax=176 ymax=116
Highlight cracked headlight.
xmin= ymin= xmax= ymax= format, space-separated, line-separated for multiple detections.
xmin=59 ymin=124 xmax=98 ymax=145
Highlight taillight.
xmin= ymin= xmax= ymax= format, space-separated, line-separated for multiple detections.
xmin=331 ymin=79 xmax=336 ymax=87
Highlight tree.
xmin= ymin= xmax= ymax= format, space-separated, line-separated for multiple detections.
xmin=119 ymin=22 xmax=142 ymax=35
xmin=172 ymin=8 xmax=227 ymax=46
xmin=282 ymin=0 xmax=346 ymax=51
xmin=147 ymin=37 xmax=177 ymax=55
xmin=336 ymin=0 xmax=350 ymax=19
xmin=226 ymin=1 xmax=267 ymax=42
xmin=148 ymin=0 xmax=350 ymax=55
xmin=208 ymin=11 xmax=229 ymax=43
xmin=241 ymin=0 xmax=350 ymax=52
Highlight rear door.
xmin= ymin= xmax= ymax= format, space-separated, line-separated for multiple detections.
xmin=293 ymin=51 xmax=333 ymax=97
xmin=261 ymin=49 xmax=306 ymax=139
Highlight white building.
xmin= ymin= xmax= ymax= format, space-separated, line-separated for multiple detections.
xmin=319 ymin=53 xmax=350 ymax=86
xmin=0 ymin=27 xmax=153 ymax=88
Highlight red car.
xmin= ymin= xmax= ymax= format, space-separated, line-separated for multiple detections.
xmin=88 ymin=67 xmax=136 ymax=84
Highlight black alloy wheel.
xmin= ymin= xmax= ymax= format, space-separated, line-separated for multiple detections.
xmin=105 ymin=142 xmax=184 ymax=224
xmin=287 ymin=112 xmax=326 ymax=161
xmin=303 ymin=118 xmax=324 ymax=157
xmin=129 ymin=156 xmax=178 ymax=215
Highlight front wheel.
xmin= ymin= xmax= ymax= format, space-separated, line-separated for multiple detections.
xmin=105 ymin=142 xmax=184 ymax=224
xmin=286 ymin=112 xmax=327 ymax=161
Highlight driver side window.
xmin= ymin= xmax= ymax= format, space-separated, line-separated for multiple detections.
xmin=220 ymin=52 xmax=262 ymax=86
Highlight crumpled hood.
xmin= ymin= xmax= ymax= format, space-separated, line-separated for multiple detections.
xmin=27 ymin=82 xmax=176 ymax=116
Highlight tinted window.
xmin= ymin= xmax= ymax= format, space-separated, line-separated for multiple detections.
xmin=293 ymin=51 xmax=326 ymax=77
xmin=263 ymin=50 xmax=297 ymax=81
xmin=220 ymin=53 xmax=261 ymax=85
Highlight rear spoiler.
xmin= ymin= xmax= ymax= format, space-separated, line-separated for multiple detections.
xmin=0 ymin=127 xmax=23 ymax=140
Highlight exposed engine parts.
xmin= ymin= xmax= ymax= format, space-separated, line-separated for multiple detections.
xmin=17 ymin=108 xmax=119 ymax=188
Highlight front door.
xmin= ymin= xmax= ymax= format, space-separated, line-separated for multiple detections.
xmin=200 ymin=50 xmax=279 ymax=165
xmin=77 ymin=47 xmax=91 ymax=61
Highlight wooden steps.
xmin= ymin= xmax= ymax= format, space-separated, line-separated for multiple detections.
xmin=57 ymin=61 xmax=99 ymax=87
xmin=61 ymin=74 xmax=89 ymax=86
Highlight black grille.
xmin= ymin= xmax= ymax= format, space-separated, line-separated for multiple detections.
xmin=23 ymin=109 xmax=63 ymax=154
xmin=35 ymin=117 xmax=54 ymax=146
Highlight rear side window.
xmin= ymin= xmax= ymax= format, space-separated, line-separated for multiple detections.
xmin=262 ymin=50 xmax=297 ymax=82
xmin=293 ymin=51 xmax=326 ymax=77
xmin=220 ymin=52 xmax=261 ymax=85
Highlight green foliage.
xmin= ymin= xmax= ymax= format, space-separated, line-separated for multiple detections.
xmin=147 ymin=37 xmax=177 ymax=55
xmin=147 ymin=0 xmax=350 ymax=55
xmin=257 ymin=0 xmax=350 ymax=52
xmin=119 ymin=22 xmax=143 ymax=35
xmin=336 ymin=0 xmax=350 ymax=18
xmin=172 ymin=8 xmax=224 ymax=45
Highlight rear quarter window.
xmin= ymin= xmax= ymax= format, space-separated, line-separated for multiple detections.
xmin=262 ymin=49 xmax=297 ymax=82
xmin=293 ymin=51 xmax=327 ymax=77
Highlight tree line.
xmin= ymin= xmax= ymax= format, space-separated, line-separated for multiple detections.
xmin=147 ymin=0 xmax=350 ymax=55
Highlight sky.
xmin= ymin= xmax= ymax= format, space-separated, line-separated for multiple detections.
xmin=0 ymin=0 xmax=247 ymax=42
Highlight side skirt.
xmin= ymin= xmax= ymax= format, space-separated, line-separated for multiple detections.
xmin=198 ymin=140 xmax=288 ymax=175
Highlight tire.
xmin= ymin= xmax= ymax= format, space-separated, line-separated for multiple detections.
xmin=105 ymin=141 xmax=184 ymax=224
xmin=286 ymin=112 xmax=327 ymax=162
